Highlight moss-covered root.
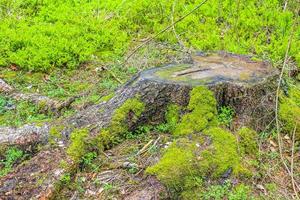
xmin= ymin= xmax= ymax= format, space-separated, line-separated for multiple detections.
xmin=67 ymin=98 xmax=145 ymax=163
xmin=96 ymin=97 xmax=145 ymax=149
xmin=173 ymin=86 xmax=217 ymax=136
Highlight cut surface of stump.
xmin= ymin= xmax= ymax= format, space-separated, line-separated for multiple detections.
xmin=143 ymin=53 xmax=275 ymax=86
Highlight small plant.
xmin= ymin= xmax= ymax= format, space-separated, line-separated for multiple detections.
xmin=155 ymin=123 xmax=170 ymax=133
xmin=202 ymin=180 xmax=231 ymax=200
xmin=60 ymin=173 xmax=71 ymax=185
xmin=0 ymin=147 xmax=24 ymax=177
xmin=128 ymin=166 xmax=139 ymax=174
xmin=103 ymin=183 xmax=114 ymax=191
xmin=218 ymin=106 xmax=234 ymax=127
xmin=80 ymin=151 xmax=98 ymax=171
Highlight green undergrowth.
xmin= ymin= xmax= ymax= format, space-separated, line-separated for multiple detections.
xmin=0 ymin=0 xmax=299 ymax=72
xmin=146 ymin=86 xmax=259 ymax=198
xmin=218 ymin=106 xmax=235 ymax=127
xmin=0 ymin=147 xmax=25 ymax=177
xmin=0 ymin=95 xmax=53 ymax=126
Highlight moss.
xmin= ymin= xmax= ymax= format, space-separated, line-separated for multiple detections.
xmin=164 ymin=104 xmax=180 ymax=132
xmin=49 ymin=125 xmax=64 ymax=145
xmin=279 ymin=87 xmax=300 ymax=140
xmin=37 ymin=100 xmax=48 ymax=112
xmin=67 ymin=128 xmax=89 ymax=163
xmin=237 ymin=127 xmax=258 ymax=156
xmin=99 ymin=92 xmax=115 ymax=102
xmin=146 ymin=138 xmax=199 ymax=189
xmin=110 ymin=97 xmax=145 ymax=133
xmin=173 ymin=86 xmax=217 ymax=136
xmin=200 ymin=127 xmax=242 ymax=177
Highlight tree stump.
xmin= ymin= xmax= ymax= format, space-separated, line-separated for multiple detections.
xmin=67 ymin=52 xmax=278 ymax=133
xmin=0 ymin=52 xmax=279 ymax=199
xmin=0 ymin=52 xmax=278 ymax=147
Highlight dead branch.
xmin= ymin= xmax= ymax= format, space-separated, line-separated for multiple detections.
xmin=291 ymin=125 xmax=299 ymax=199
xmin=124 ymin=0 xmax=209 ymax=63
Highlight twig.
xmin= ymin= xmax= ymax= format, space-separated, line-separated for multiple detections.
xmin=136 ymin=139 xmax=154 ymax=156
xmin=290 ymin=124 xmax=299 ymax=199
xmin=101 ymin=66 xmax=123 ymax=84
xmin=171 ymin=0 xmax=186 ymax=50
xmin=275 ymin=14 xmax=300 ymax=193
xmin=283 ymin=0 xmax=288 ymax=11
xmin=124 ymin=0 xmax=209 ymax=63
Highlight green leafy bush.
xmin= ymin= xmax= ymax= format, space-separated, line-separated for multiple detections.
xmin=0 ymin=0 xmax=298 ymax=72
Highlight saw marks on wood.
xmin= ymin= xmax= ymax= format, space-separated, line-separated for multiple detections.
xmin=143 ymin=52 xmax=277 ymax=86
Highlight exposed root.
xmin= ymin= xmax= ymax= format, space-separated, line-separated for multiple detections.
xmin=0 ymin=148 xmax=72 ymax=200
xmin=0 ymin=124 xmax=50 ymax=147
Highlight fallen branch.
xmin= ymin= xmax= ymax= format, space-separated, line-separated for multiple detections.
xmin=290 ymin=125 xmax=299 ymax=199
xmin=1 ymin=78 xmax=87 ymax=114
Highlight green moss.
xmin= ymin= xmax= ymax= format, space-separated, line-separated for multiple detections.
xmin=67 ymin=128 xmax=89 ymax=163
xmin=110 ymin=98 xmax=145 ymax=133
xmin=173 ymin=86 xmax=217 ymax=136
xmin=99 ymin=92 xmax=115 ymax=102
xmin=279 ymin=87 xmax=300 ymax=140
xmin=237 ymin=127 xmax=258 ymax=156
xmin=146 ymin=138 xmax=199 ymax=189
xmin=200 ymin=127 xmax=242 ymax=177
xmin=49 ymin=125 xmax=64 ymax=145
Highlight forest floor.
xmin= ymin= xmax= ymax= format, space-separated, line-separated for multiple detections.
xmin=0 ymin=44 xmax=299 ymax=199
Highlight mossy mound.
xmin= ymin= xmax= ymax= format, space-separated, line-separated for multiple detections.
xmin=97 ymin=97 xmax=145 ymax=149
xmin=146 ymin=127 xmax=252 ymax=197
xmin=67 ymin=97 xmax=145 ymax=163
